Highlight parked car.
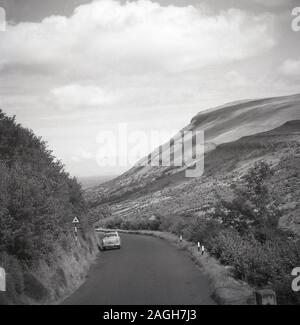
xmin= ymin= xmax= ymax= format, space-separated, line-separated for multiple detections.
xmin=102 ymin=231 xmax=121 ymax=250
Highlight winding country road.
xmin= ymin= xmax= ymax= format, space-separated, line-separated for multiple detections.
xmin=63 ymin=233 xmax=215 ymax=305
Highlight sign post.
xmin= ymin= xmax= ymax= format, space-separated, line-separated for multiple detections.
xmin=72 ymin=217 xmax=80 ymax=242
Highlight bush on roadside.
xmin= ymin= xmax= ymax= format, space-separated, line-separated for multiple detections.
xmin=100 ymin=215 xmax=162 ymax=231
xmin=209 ymin=228 xmax=300 ymax=304
xmin=23 ymin=272 xmax=50 ymax=302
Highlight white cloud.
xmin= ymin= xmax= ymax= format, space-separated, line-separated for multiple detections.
xmin=0 ymin=0 xmax=275 ymax=78
xmin=71 ymin=148 xmax=94 ymax=162
xmin=279 ymin=58 xmax=300 ymax=77
xmin=249 ymin=0 xmax=295 ymax=7
xmin=225 ymin=70 xmax=247 ymax=88
xmin=51 ymin=84 xmax=117 ymax=110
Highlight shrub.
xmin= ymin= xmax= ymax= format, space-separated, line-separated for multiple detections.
xmin=188 ymin=219 xmax=221 ymax=245
xmin=208 ymin=228 xmax=300 ymax=304
xmin=23 ymin=273 xmax=49 ymax=301
xmin=102 ymin=216 xmax=123 ymax=229
xmin=188 ymin=162 xmax=300 ymax=304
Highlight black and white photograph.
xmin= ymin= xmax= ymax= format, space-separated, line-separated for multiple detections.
xmin=0 ymin=0 xmax=300 ymax=309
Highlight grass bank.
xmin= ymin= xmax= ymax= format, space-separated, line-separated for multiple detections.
xmin=0 ymin=230 xmax=99 ymax=305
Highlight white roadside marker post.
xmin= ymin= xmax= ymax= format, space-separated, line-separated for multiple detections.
xmin=0 ymin=267 xmax=5 ymax=292
xmin=198 ymin=242 xmax=200 ymax=252
xmin=75 ymin=226 xmax=78 ymax=241
xmin=180 ymin=235 xmax=183 ymax=243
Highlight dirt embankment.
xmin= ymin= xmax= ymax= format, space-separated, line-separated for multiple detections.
xmin=44 ymin=231 xmax=100 ymax=305
xmin=0 ymin=231 xmax=100 ymax=305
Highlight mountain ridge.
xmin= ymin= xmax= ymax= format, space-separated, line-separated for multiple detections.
xmin=87 ymin=93 xmax=300 ymax=235
xmin=87 ymin=93 xmax=300 ymax=196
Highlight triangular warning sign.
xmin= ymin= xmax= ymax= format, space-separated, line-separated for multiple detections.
xmin=72 ymin=217 xmax=80 ymax=224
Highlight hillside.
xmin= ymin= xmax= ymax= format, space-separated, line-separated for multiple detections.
xmin=89 ymin=97 xmax=300 ymax=304
xmin=0 ymin=110 xmax=98 ymax=304
xmin=86 ymin=95 xmax=300 ymax=225
xmin=87 ymin=93 xmax=300 ymax=204
xmin=92 ymin=119 xmax=300 ymax=234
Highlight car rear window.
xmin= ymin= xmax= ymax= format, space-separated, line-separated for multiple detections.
xmin=104 ymin=233 xmax=118 ymax=237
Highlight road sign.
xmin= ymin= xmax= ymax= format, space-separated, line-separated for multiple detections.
xmin=72 ymin=217 xmax=80 ymax=224
xmin=0 ymin=267 xmax=6 ymax=292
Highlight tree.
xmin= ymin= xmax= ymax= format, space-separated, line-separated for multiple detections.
xmin=215 ymin=162 xmax=281 ymax=241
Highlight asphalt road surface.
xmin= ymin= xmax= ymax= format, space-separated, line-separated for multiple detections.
xmin=63 ymin=233 xmax=215 ymax=305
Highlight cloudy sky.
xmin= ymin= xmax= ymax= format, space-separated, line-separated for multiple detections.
xmin=0 ymin=0 xmax=299 ymax=177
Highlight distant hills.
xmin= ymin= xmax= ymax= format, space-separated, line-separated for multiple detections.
xmin=87 ymin=93 xmax=300 ymax=235
xmin=78 ymin=175 xmax=117 ymax=190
